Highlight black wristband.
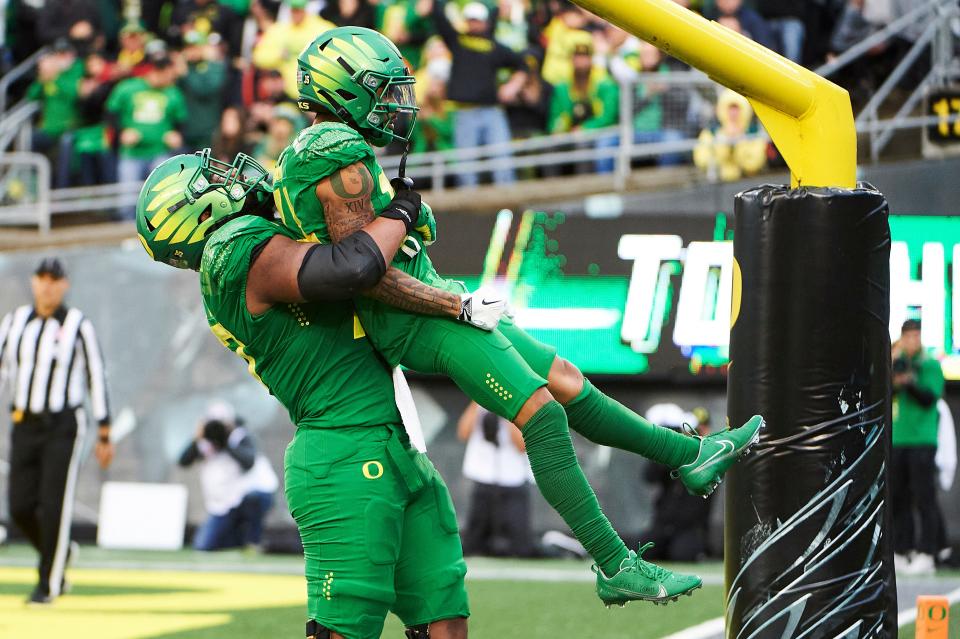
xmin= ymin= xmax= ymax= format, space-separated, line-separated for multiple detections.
xmin=380 ymin=189 xmax=420 ymax=233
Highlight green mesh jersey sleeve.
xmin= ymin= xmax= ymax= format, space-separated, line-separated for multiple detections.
xmin=199 ymin=215 xmax=402 ymax=429
xmin=201 ymin=216 xmax=282 ymax=303
xmin=273 ymin=122 xmax=390 ymax=244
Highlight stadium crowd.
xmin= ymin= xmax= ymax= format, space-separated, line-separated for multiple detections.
xmin=3 ymin=0 xmax=918 ymax=196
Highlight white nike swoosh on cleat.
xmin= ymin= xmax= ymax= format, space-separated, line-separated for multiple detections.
xmin=691 ymin=440 xmax=735 ymax=473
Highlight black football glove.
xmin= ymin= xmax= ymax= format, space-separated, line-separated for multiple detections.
xmin=380 ymin=178 xmax=421 ymax=233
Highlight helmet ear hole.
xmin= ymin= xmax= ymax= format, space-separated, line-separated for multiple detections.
xmin=198 ymin=203 xmax=213 ymax=225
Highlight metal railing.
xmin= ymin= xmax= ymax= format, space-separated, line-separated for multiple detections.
xmin=814 ymin=0 xmax=944 ymax=79
xmin=0 ymin=152 xmax=50 ymax=232
xmin=819 ymin=0 xmax=960 ymax=162
xmin=48 ymin=181 xmax=143 ymax=214
xmin=0 ymin=46 xmax=47 ymax=115
xmin=0 ymin=99 xmax=38 ymax=152
xmin=379 ymin=70 xmax=721 ymax=190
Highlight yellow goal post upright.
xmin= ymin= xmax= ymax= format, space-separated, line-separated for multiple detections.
xmin=572 ymin=1 xmax=898 ymax=637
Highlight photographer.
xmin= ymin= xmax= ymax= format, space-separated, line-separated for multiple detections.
xmin=457 ymin=401 xmax=536 ymax=557
xmin=632 ymin=404 xmax=713 ymax=561
xmin=178 ymin=402 xmax=278 ymax=552
xmin=891 ymin=319 xmax=945 ymax=574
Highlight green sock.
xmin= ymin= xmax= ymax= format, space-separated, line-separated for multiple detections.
xmin=521 ymin=400 xmax=628 ymax=576
xmin=564 ymin=378 xmax=700 ymax=468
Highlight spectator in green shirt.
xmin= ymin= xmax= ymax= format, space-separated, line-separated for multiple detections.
xmin=27 ymin=43 xmax=84 ymax=187
xmin=547 ymin=43 xmax=619 ymax=134
xmin=547 ymin=42 xmax=619 ymax=174
xmin=628 ymin=42 xmax=687 ymax=166
xmin=411 ymin=88 xmax=455 ymax=155
xmin=892 ymin=319 xmax=946 ymax=575
xmin=106 ymin=55 xmax=187 ymax=219
xmin=378 ymin=0 xmax=434 ymax=71
xmin=177 ymin=30 xmax=227 ymax=149
xmin=251 ymin=103 xmax=303 ymax=174
xmin=74 ymin=50 xmax=118 ymax=186
xmin=322 ymin=0 xmax=377 ymax=30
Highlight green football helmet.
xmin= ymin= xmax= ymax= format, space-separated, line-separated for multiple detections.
xmin=136 ymin=149 xmax=273 ymax=270
xmin=296 ymin=26 xmax=418 ymax=147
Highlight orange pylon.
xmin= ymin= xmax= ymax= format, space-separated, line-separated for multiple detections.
xmin=916 ymin=596 xmax=950 ymax=638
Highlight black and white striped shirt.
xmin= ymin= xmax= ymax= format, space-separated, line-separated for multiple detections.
xmin=0 ymin=305 xmax=110 ymax=425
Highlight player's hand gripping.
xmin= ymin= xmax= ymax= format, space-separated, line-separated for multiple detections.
xmin=390 ymin=177 xmax=436 ymax=245
xmin=381 ymin=177 xmax=421 ymax=232
xmin=458 ymin=286 xmax=507 ymax=331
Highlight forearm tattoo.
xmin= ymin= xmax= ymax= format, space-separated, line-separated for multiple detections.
xmin=320 ymin=163 xmax=460 ymax=317
xmin=368 ymin=267 xmax=461 ymax=317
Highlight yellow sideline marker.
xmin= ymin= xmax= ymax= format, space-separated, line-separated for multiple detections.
xmin=571 ymin=0 xmax=856 ymax=189
xmin=915 ymin=596 xmax=950 ymax=638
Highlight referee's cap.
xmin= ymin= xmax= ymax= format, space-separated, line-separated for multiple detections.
xmin=35 ymin=257 xmax=66 ymax=279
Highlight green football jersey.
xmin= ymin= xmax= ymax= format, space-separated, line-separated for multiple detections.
xmin=273 ymin=121 xmax=463 ymax=367
xmin=200 ymin=214 xmax=401 ymax=429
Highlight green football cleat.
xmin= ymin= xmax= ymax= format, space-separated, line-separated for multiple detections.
xmin=673 ymin=414 xmax=765 ymax=497
xmin=594 ymin=543 xmax=702 ymax=607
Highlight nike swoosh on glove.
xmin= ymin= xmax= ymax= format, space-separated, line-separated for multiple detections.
xmin=458 ymin=286 xmax=507 ymax=330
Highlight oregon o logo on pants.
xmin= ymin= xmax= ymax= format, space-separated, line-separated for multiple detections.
xmin=362 ymin=461 xmax=384 ymax=479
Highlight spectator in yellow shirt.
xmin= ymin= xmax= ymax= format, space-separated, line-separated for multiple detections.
xmin=693 ymin=89 xmax=767 ymax=182
xmin=252 ymin=0 xmax=334 ymax=98
xmin=540 ymin=4 xmax=595 ymax=86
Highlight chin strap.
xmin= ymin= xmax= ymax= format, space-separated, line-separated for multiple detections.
xmin=397 ymin=142 xmax=414 ymax=189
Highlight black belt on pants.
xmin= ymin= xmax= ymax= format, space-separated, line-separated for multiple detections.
xmin=12 ymin=409 xmax=79 ymax=427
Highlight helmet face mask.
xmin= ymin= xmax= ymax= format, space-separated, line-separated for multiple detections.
xmin=136 ymin=151 xmax=273 ymax=271
xmin=297 ymin=27 xmax=420 ymax=147
xmin=365 ymin=77 xmax=418 ymax=145
xmin=197 ymin=149 xmax=273 ymax=201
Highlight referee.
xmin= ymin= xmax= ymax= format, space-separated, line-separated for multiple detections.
xmin=0 ymin=258 xmax=113 ymax=605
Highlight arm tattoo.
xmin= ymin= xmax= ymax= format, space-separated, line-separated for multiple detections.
xmin=331 ymin=164 xmax=373 ymax=199
xmin=321 ymin=164 xmax=376 ymax=242
xmin=321 ymin=162 xmax=459 ymax=316
xmin=367 ymin=267 xmax=462 ymax=317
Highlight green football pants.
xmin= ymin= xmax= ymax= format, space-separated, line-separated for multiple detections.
xmin=400 ymin=314 xmax=556 ymax=420
xmin=285 ymin=424 xmax=469 ymax=639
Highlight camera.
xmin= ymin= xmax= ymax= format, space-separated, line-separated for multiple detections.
xmin=202 ymin=419 xmax=229 ymax=450
xmin=481 ymin=411 xmax=500 ymax=446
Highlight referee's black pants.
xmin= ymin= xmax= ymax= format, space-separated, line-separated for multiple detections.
xmin=9 ymin=409 xmax=84 ymax=596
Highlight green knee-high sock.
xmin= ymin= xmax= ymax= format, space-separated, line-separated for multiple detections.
xmin=564 ymin=378 xmax=700 ymax=468
xmin=521 ymin=400 xmax=628 ymax=576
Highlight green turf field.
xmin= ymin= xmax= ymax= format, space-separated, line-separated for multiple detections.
xmin=4 ymin=544 xmax=956 ymax=638
xmin=0 ymin=544 xmax=724 ymax=639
